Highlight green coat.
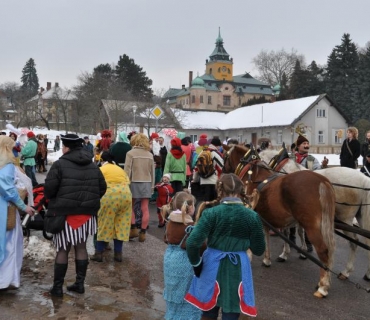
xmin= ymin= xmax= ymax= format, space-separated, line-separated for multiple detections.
xmin=186 ymin=202 xmax=265 ymax=313
xmin=21 ymin=139 xmax=37 ymax=166
xmin=163 ymin=152 xmax=186 ymax=186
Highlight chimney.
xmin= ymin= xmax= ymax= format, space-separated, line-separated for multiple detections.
xmin=182 ymin=84 xmax=185 ymax=89
xmin=55 ymin=82 xmax=59 ymax=87
xmin=189 ymin=71 xmax=193 ymax=88
xmin=46 ymin=82 xmax=51 ymax=91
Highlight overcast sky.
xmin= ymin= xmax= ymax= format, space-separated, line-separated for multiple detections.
xmin=1 ymin=0 xmax=370 ymax=93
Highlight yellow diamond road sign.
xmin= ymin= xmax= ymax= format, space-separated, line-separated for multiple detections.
xmin=151 ymin=105 xmax=163 ymax=119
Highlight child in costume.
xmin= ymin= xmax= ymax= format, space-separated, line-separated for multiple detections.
xmin=155 ymin=173 xmax=173 ymax=228
xmin=163 ymin=191 xmax=202 ymax=320
xmin=185 ymin=173 xmax=265 ymax=319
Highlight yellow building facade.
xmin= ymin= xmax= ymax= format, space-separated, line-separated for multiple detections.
xmin=164 ymin=29 xmax=273 ymax=112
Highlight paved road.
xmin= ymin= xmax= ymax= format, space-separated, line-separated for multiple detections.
xmin=12 ymin=167 xmax=368 ymax=319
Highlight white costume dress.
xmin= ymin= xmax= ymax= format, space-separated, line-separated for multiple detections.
xmin=0 ymin=164 xmax=33 ymax=289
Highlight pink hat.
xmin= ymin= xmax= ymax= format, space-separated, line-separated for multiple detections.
xmin=198 ymin=133 xmax=208 ymax=146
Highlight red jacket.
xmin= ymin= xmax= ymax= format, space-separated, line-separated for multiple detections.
xmin=155 ymin=182 xmax=174 ymax=208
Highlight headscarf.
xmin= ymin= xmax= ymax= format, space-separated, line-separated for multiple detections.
xmin=118 ymin=132 xmax=130 ymax=143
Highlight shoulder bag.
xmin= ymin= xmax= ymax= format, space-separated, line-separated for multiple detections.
xmin=346 ymin=139 xmax=358 ymax=169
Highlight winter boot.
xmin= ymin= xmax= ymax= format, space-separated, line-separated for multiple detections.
xmin=67 ymin=260 xmax=89 ymax=294
xmin=129 ymin=225 xmax=139 ymax=239
xmin=49 ymin=263 xmax=68 ymax=297
xmin=114 ymin=252 xmax=122 ymax=262
xmin=90 ymin=251 xmax=103 ymax=262
xmin=139 ymin=229 xmax=146 ymax=242
xmin=305 ymin=233 xmax=313 ymax=252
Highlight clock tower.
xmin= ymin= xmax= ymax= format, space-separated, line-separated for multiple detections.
xmin=205 ymin=28 xmax=233 ymax=81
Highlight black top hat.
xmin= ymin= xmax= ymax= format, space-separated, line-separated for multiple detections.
xmin=61 ymin=134 xmax=84 ymax=148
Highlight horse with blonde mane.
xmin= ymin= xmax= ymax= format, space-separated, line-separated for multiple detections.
xmin=223 ymin=144 xmax=336 ymax=298
xmin=259 ymin=148 xmax=370 ymax=282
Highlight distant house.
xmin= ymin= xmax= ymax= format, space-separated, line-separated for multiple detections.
xmin=0 ymin=89 xmax=18 ymax=128
xmin=174 ymin=94 xmax=350 ymax=154
xmin=163 ymin=29 xmax=273 ymax=112
xmin=26 ymin=82 xmax=76 ymax=130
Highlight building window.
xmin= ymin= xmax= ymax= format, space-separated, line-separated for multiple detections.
xmin=334 ymin=130 xmax=343 ymax=144
xmin=277 ymin=130 xmax=283 ymax=144
xmin=223 ymin=95 xmax=231 ymax=106
xmin=208 ymin=96 xmax=212 ymax=104
xmin=317 ymin=109 xmax=326 ymax=118
xmin=318 ymin=130 xmax=324 ymax=143
xmin=191 ymin=95 xmax=195 ymax=103
xmin=48 ymin=113 xmax=52 ymax=121
xmin=210 ymin=68 xmax=212 ymax=74
xmin=190 ymin=134 xmax=198 ymax=143
xmin=200 ymin=95 xmax=203 ymax=103
xmin=186 ymin=98 xmax=188 ymax=105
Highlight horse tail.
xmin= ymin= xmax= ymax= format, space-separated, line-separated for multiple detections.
xmin=319 ymin=181 xmax=336 ymax=269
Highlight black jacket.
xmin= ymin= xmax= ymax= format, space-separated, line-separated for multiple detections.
xmin=360 ymin=163 xmax=370 ymax=177
xmin=44 ymin=147 xmax=107 ymax=216
xmin=340 ymin=138 xmax=361 ymax=169
xmin=361 ymin=141 xmax=370 ymax=166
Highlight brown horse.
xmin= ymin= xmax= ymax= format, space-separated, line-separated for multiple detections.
xmin=223 ymin=144 xmax=336 ymax=298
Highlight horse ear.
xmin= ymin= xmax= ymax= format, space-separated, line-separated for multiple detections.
xmin=282 ymin=142 xmax=286 ymax=149
xmin=223 ymin=144 xmax=230 ymax=151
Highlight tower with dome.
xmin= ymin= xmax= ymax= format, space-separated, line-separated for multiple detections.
xmin=163 ymin=28 xmax=274 ymax=112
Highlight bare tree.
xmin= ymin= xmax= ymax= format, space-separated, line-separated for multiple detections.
xmin=0 ymin=82 xmax=33 ymax=128
xmin=252 ymin=48 xmax=305 ymax=86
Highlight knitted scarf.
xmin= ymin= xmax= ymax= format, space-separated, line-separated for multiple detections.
xmin=170 ymin=146 xmax=184 ymax=159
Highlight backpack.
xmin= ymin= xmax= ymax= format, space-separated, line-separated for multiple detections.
xmin=196 ymin=149 xmax=215 ymax=178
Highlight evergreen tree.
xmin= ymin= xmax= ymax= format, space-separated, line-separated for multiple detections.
xmin=357 ymin=47 xmax=370 ymax=121
xmin=289 ymin=60 xmax=311 ymax=98
xmin=325 ymin=33 xmax=359 ymax=121
xmin=20 ymin=58 xmax=39 ymax=96
xmin=115 ymin=54 xmax=153 ymax=100
xmin=276 ymin=72 xmax=289 ymax=101
xmin=307 ymin=60 xmax=325 ymax=96
xmin=242 ymin=95 xmax=268 ymax=106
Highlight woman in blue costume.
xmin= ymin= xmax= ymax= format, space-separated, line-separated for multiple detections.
xmin=185 ymin=173 xmax=265 ymax=320
xmin=163 ymin=191 xmax=202 ymax=320
xmin=0 ymin=136 xmax=35 ymax=290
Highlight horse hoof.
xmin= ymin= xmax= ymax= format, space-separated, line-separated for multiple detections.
xmin=363 ymin=275 xmax=370 ymax=282
xmin=337 ymin=273 xmax=348 ymax=280
xmin=299 ymin=254 xmax=307 ymax=260
xmin=276 ymin=257 xmax=286 ymax=263
xmin=261 ymin=262 xmax=271 ymax=268
xmin=313 ymin=291 xmax=325 ymax=298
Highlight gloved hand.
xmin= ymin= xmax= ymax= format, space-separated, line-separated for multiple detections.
xmin=321 ymin=156 xmax=329 ymax=168
xmin=193 ymin=260 xmax=203 ymax=278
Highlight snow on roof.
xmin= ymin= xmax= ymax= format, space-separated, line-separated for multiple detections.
xmin=173 ymin=109 xmax=227 ymax=130
xmin=28 ymin=86 xmax=76 ymax=102
xmin=172 ymin=95 xmax=322 ymax=130
xmin=219 ymin=95 xmax=321 ymax=130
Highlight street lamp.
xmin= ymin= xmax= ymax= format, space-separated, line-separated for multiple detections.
xmin=132 ymin=105 xmax=137 ymax=130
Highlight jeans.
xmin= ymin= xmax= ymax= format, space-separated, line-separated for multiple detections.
xmin=202 ymin=306 xmax=239 ymax=320
xmin=25 ymin=165 xmax=38 ymax=187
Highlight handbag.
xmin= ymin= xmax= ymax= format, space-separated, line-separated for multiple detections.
xmin=44 ymin=215 xmax=66 ymax=234
xmin=6 ymin=204 xmax=17 ymax=231
xmin=6 ymin=188 xmax=28 ymax=231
